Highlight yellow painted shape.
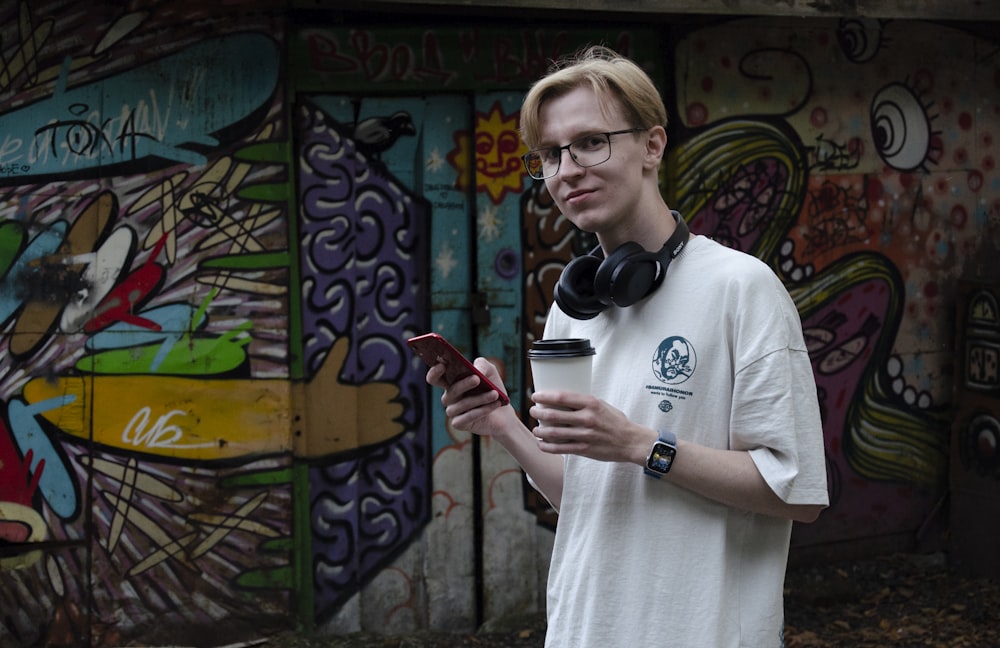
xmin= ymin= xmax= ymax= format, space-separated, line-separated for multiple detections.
xmin=292 ymin=337 xmax=405 ymax=459
xmin=23 ymin=336 xmax=407 ymax=462
xmin=23 ymin=375 xmax=292 ymax=461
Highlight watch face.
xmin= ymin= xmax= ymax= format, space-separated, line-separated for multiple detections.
xmin=648 ymin=442 xmax=676 ymax=473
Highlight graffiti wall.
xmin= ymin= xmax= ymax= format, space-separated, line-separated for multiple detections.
xmin=0 ymin=2 xmax=299 ymax=646
xmin=291 ymin=24 xmax=663 ymax=638
xmin=666 ymin=17 xmax=1000 ymax=552
xmin=2 ymin=2 xmax=999 ymax=645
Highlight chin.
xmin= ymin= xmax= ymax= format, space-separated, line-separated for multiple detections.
xmin=562 ymin=211 xmax=602 ymax=234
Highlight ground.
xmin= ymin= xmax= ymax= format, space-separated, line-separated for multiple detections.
xmin=783 ymin=552 xmax=1000 ymax=647
xmin=257 ymin=552 xmax=1000 ymax=647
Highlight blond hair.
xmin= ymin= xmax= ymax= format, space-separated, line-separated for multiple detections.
xmin=519 ymin=45 xmax=668 ymax=149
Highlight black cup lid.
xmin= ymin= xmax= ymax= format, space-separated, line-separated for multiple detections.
xmin=528 ymin=338 xmax=596 ymax=358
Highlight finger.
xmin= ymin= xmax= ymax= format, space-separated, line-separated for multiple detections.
xmin=533 ymin=390 xmax=590 ymax=409
xmin=533 ymin=422 xmax=570 ymax=444
xmin=426 ymin=364 xmax=447 ymax=388
xmin=473 ymin=356 xmax=495 ymax=375
xmin=531 ymin=405 xmax=575 ymax=429
xmin=534 ymin=434 xmax=582 ymax=455
xmin=443 ymin=383 xmax=501 ymax=412
xmin=441 ymin=380 xmax=481 ymax=407
xmin=448 ymin=398 xmax=504 ymax=432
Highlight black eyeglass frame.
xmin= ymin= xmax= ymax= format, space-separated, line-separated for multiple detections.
xmin=521 ymin=127 xmax=647 ymax=180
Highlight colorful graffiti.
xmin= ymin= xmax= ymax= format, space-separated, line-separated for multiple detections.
xmin=1 ymin=1 xmax=441 ymax=643
xmin=0 ymin=2 xmax=302 ymax=644
xmin=448 ymin=100 xmax=529 ymax=206
xmin=4 ymin=3 xmax=1000 ymax=645
xmin=516 ymin=18 xmax=1000 ymax=551
xmin=664 ymin=16 xmax=1000 ymax=546
xmin=295 ymin=96 xmax=431 ymax=617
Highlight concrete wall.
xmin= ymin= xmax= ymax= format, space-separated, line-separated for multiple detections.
xmin=1 ymin=1 xmax=998 ymax=645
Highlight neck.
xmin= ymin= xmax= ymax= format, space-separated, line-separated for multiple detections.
xmin=597 ymin=204 xmax=680 ymax=253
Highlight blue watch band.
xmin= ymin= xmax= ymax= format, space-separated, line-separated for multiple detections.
xmin=644 ymin=429 xmax=677 ymax=478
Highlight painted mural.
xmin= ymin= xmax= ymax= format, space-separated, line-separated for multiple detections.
xmin=3 ymin=2 xmax=1000 ymax=645
xmin=294 ymin=94 xmax=432 ymax=621
xmin=0 ymin=0 xmax=426 ymax=644
xmin=518 ymin=17 xmax=999 ymax=551
xmin=0 ymin=2 xmax=301 ymax=645
xmin=665 ymin=17 xmax=1000 ymax=549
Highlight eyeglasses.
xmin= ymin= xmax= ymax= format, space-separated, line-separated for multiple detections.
xmin=521 ymin=128 xmax=647 ymax=180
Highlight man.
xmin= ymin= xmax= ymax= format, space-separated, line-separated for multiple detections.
xmin=426 ymin=46 xmax=829 ymax=647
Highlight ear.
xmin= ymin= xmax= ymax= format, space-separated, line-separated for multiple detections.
xmin=643 ymin=125 xmax=668 ymax=169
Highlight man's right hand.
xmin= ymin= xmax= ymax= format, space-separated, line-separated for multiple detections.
xmin=427 ymin=357 xmax=510 ymax=436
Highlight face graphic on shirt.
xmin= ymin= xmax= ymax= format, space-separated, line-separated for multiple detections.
xmin=653 ymin=336 xmax=697 ymax=385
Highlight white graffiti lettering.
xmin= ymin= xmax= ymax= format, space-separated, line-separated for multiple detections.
xmin=122 ymin=406 xmax=216 ymax=450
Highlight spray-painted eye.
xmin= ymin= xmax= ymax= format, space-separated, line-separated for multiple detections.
xmin=837 ymin=18 xmax=889 ymax=64
xmin=870 ymin=82 xmax=939 ymax=172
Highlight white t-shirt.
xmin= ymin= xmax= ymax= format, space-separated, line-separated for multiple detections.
xmin=541 ymin=234 xmax=829 ymax=648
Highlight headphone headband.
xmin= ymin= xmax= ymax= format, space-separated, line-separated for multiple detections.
xmin=554 ymin=211 xmax=690 ymax=320
xmin=648 ymin=210 xmax=690 ymax=286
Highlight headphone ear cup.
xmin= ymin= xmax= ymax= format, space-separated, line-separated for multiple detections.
xmin=594 ymin=243 xmax=661 ymax=307
xmin=554 ymin=254 xmax=606 ymax=320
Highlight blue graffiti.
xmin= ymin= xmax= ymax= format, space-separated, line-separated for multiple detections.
xmin=85 ymin=303 xmax=206 ymax=371
xmin=0 ymin=32 xmax=279 ymax=182
xmin=8 ymin=395 xmax=79 ymax=519
xmin=0 ymin=220 xmax=67 ymax=325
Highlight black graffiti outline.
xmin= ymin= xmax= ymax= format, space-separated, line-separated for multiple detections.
xmin=33 ymin=101 xmax=157 ymax=162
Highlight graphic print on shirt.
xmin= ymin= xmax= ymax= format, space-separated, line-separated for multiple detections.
xmin=647 ymin=336 xmax=697 ymax=411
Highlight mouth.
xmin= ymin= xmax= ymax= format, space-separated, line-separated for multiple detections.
xmin=564 ymin=188 xmax=595 ymax=204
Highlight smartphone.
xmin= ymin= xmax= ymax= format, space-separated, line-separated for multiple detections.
xmin=407 ymin=332 xmax=510 ymax=406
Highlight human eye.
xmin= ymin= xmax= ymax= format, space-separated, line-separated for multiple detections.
xmin=541 ymin=146 xmax=562 ymax=161
xmin=574 ymin=134 xmax=608 ymax=152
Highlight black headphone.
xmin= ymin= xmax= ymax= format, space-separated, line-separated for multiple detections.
xmin=554 ymin=211 xmax=690 ymax=320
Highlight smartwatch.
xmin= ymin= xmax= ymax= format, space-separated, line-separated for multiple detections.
xmin=644 ymin=430 xmax=677 ymax=479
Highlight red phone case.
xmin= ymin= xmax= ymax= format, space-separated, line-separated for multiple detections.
xmin=407 ymin=333 xmax=510 ymax=405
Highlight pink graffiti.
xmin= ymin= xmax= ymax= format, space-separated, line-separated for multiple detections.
xmin=0 ymin=416 xmax=42 ymax=507
xmin=84 ymin=232 xmax=168 ymax=333
xmin=305 ymin=29 xmax=456 ymax=85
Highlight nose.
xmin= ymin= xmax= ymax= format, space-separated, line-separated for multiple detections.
xmin=555 ymin=147 xmax=583 ymax=179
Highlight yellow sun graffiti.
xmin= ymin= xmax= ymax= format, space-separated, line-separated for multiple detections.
xmin=448 ymin=101 xmax=528 ymax=205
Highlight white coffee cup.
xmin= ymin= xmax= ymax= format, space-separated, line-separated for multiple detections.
xmin=528 ymin=338 xmax=596 ymax=395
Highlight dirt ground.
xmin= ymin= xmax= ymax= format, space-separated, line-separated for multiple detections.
xmin=782 ymin=552 xmax=1000 ymax=647
xmin=258 ymin=552 xmax=1000 ymax=647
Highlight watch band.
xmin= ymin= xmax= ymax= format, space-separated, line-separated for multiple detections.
xmin=644 ymin=429 xmax=677 ymax=479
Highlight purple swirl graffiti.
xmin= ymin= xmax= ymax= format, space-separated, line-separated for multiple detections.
xmin=296 ymin=100 xmax=431 ymax=615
